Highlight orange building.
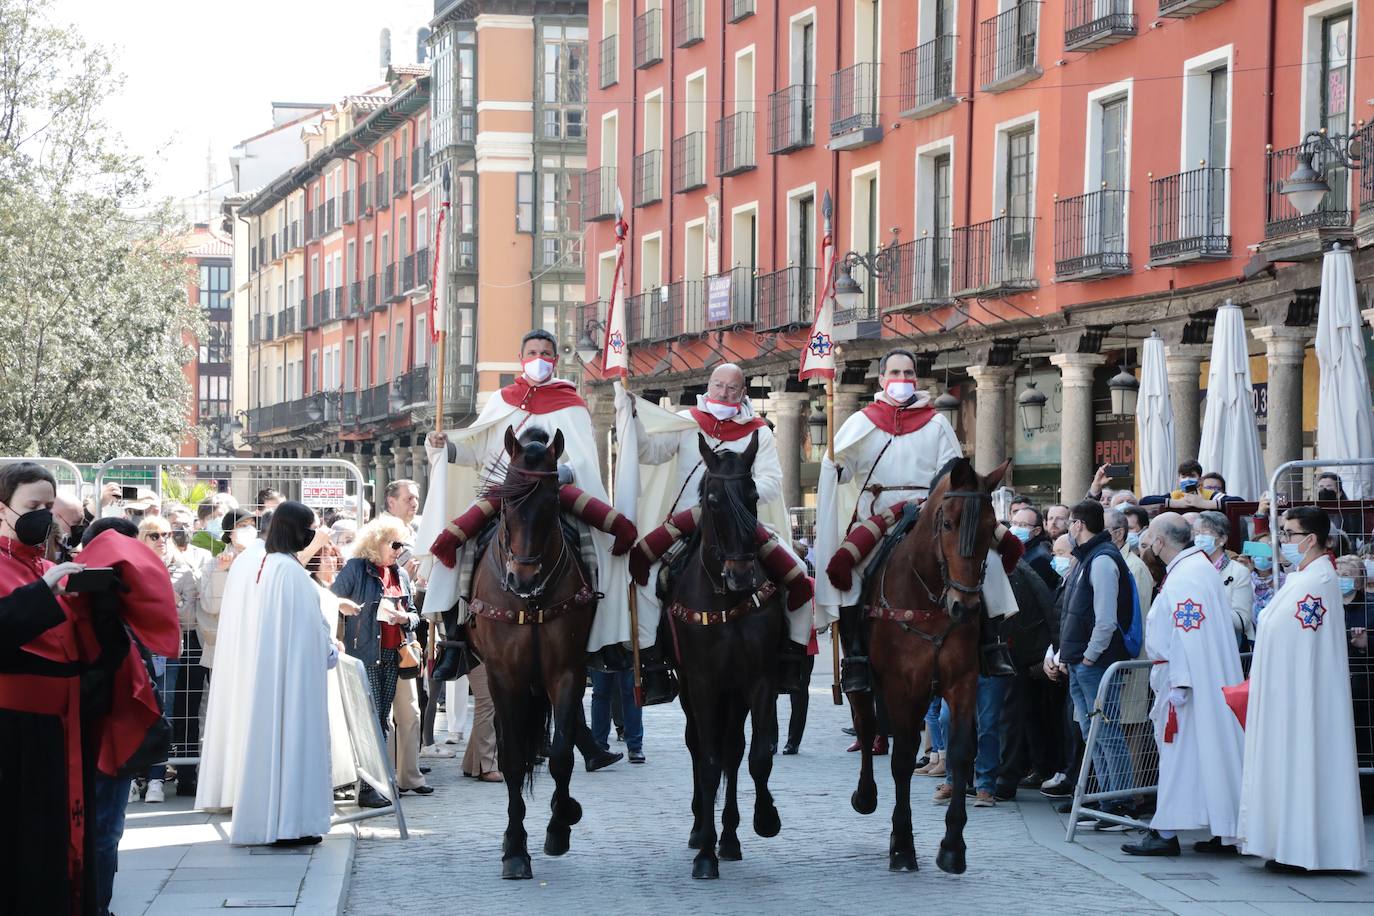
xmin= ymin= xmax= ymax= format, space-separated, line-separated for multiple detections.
xmin=179 ymin=223 xmax=234 ymax=458
xmin=583 ymin=0 xmax=1374 ymax=504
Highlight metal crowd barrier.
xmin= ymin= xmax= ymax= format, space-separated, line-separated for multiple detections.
xmin=0 ymin=456 xmax=87 ymax=501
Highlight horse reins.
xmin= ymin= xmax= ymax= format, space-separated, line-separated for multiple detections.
xmin=490 ymin=465 xmax=573 ymax=601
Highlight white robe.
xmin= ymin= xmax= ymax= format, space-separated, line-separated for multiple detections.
xmin=1237 ymin=555 xmax=1366 ymax=871
xmin=1144 ymin=547 xmax=1245 ymax=837
xmin=196 ymin=539 xmax=266 ymax=812
xmin=814 ymin=399 xmax=1017 ymax=628
xmin=228 ymin=553 xmax=336 ymax=845
xmin=316 ymin=584 xmax=357 ymax=790
xmin=615 ymin=387 xmax=811 ymax=647
xmin=416 ymin=380 xmax=628 ymax=652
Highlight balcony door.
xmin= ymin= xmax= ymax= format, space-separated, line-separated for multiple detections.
xmin=932 ymin=153 xmax=951 ymax=295
xmin=798 ymin=194 xmax=815 ymax=317
xmin=1003 ymin=126 xmax=1034 ymax=278
xmin=1319 ymin=12 xmax=1351 ymax=210
xmin=1206 ymin=66 xmax=1228 ymax=236
xmin=1098 ymin=96 xmax=1127 ymax=255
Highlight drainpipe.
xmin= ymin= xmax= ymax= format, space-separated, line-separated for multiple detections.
xmin=718 ymin=0 xmax=729 ymax=278
xmin=667 ymin=2 xmax=676 ymax=292
xmin=962 ymin=1 xmax=976 ymax=233
xmin=1263 ymin=0 xmax=1277 ymax=150
xmin=830 ymin=0 xmax=842 ymax=269
xmin=771 ymin=0 xmax=780 ymax=276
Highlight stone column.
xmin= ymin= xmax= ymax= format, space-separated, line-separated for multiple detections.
xmin=966 ymin=365 xmax=1017 ymax=475
xmin=768 ymin=391 xmax=811 ymax=509
xmin=372 ymin=453 xmax=389 ymax=510
xmin=411 ymin=444 xmax=429 ymax=497
xmin=392 ymin=443 xmax=408 ymax=485
xmin=585 ymin=389 xmax=616 ymax=492
xmin=1251 ymin=325 xmax=1311 ymax=480
xmin=1164 ymin=343 xmax=1209 ymax=466
xmin=831 ymin=382 xmax=871 ymax=434
xmin=1049 ymin=352 xmax=1105 ymax=503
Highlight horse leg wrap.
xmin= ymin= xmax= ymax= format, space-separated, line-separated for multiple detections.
xmin=629 ymin=508 xmax=703 ymax=585
xmin=558 ymin=485 xmax=638 ymax=556
xmin=431 ymin=498 xmax=501 ymax=568
xmin=825 ymin=501 xmax=914 ymax=592
xmin=838 ymin=604 xmax=873 ymax=694
xmin=754 ymin=528 xmax=814 ymax=611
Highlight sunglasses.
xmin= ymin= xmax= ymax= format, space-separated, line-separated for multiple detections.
xmin=144 ymin=531 xmax=169 ymax=541
xmin=390 ymin=541 xmax=405 ymax=551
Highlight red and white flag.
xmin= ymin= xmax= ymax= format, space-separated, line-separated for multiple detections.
xmin=799 ymin=189 xmax=837 ymax=380
xmin=428 ymin=165 xmax=450 ymax=343
xmin=602 ymin=189 xmax=630 ymax=378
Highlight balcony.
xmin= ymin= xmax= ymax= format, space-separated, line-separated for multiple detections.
xmin=310 ymin=292 xmax=323 ymax=327
xmin=394 ymin=158 xmax=407 ymax=197
xmin=281 ymin=307 xmax=298 ymax=336
xmin=263 ymin=314 xmax=276 ymax=342
xmin=384 ymin=263 xmax=398 ymax=301
xmin=1149 ymin=167 xmax=1231 ymax=265
xmin=376 ymin=175 xmax=390 ymax=210
xmin=290 ymin=221 xmax=300 ymax=249
xmin=356 ymin=182 xmax=370 ymax=217
xmin=342 ymin=192 xmax=353 ymax=225
xmin=634 ymin=9 xmax=662 ymax=69
xmin=410 ymin=146 xmax=424 ymax=186
xmin=899 ymin=35 xmax=956 ymax=118
xmin=879 ymin=235 xmax=953 ymax=312
xmin=582 ymin=166 xmax=618 ymax=222
xmin=332 ymin=286 xmax=344 ymax=319
xmin=416 ymin=247 xmax=430 ymax=289
xmin=1054 ymin=189 xmax=1131 ymax=280
xmin=673 ymin=0 xmax=703 ymax=48
xmin=952 ymin=216 xmax=1038 ymax=296
xmin=768 ymin=84 xmax=814 ymax=154
xmin=250 ymin=248 xmax=258 ymax=274
xmin=365 ymin=274 xmax=377 ymax=309
xmin=270 ymin=235 xmax=279 ymax=261
xmin=403 ymin=253 xmax=416 ymax=291
xmin=668 ymin=279 xmax=705 ymax=336
xmin=396 ymin=366 xmax=431 ymax=408
xmin=729 ymin=0 xmax=754 ymax=22
xmin=1359 ymin=123 xmax=1374 ymax=245
xmin=599 ymin=35 xmax=618 ymax=89
xmin=1159 ymin=0 xmax=1228 ymax=17
xmin=325 ymin=198 xmax=337 ymax=233
xmin=625 ymin=291 xmax=652 ymax=343
xmin=703 ymin=267 xmax=755 ymax=327
xmin=349 ymin=281 xmax=363 ymax=314
xmin=980 ymin=2 xmax=1041 ymax=92
xmin=633 ymin=150 xmax=662 ymax=207
xmin=755 ymin=266 xmax=818 ymax=331
xmin=1263 ymin=141 xmax=1352 ymax=257
xmin=672 ymin=132 xmax=706 ymax=194
xmin=1065 ymin=0 xmax=1136 ymax=52
xmin=828 ymin=62 xmax=881 ymax=150
xmin=715 ymin=111 xmax=756 ymax=177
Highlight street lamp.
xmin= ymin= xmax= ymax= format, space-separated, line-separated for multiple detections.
xmin=388 ymin=383 xmax=407 ymax=414
xmin=833 ymin=241 xmax=903 ymax=317
xmin=1017 ymin=380 xmax=1048 ymax=433
xmin=1108 ymin=366 xmax=1139 ymax=418
xmin=576 ymin=317 xmax=605 ymax=365
xmin=807 ymin=404 xmax=827 ymax=460
xmin=1280 ymin=129 xmax=1365 ymax=217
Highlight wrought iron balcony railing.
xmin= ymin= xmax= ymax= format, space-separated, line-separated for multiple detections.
xmin=768 ymin=84 xmax=814 ymax=154
xmin=899 ymin=35 xmax=956 ymax=117
xmin=951 ymin=216 xmax=1039 ymax=296
xmin=633 ymin=150 xmax=662 ymax=207
xmin=673 ymin=0 xmax=704 ymax=48
xmin=672 ymin=132 xmax=706 ymax=194
xmin=701 ymin=266 xmax=755 ymax=328
xmin=1064 ymin=0 xmax=1137 ymax=52
xmin=1054 ymin=189 xmax=1132 ymax=280
xmin=1149 ymin=167 xmax=1231 ymax=264
xmin=634 ymin=9 xmax=662 ymax=69
xmin=754 ymin=266 xmax=818 ymax=331
xmin=829 ymin=62 xmax=881 ymax=138
xmin=1159 ymin=0 xmax=1228 ymax=17
xmin=979 ymin=2 xmax=1041 ymax=92
xmin=599 ymin=35 xmax=618 ymax=89
xmin=582 ymin=166 xmax=618 ymax=222
xmin=878 ymin=235 xmax=953 ymax=311
xmin=715 ymin=111 xmax=756 ymax=177
xmin=1264 ymin=141 xmax=1352 ymax=239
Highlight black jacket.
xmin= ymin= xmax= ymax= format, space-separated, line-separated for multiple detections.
xmin=332 ymin=557 xmax=415 ymax=667
xmin=1058 ymin=531 xmax=1133 ymax=667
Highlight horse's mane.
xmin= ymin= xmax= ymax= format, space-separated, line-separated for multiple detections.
xmin=481 ymin=428 xmax=557 ymax=501
xmin=928 ymin=455 xmax=984 ymax=558
xmin=697 ymin=448 xmax=759 ymax=538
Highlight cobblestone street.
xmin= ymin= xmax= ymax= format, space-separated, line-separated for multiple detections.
xmin=344 ymin=650 xmax=1374 ymax=915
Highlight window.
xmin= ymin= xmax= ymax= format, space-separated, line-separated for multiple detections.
xmin=455 ymin=172 xmax=477 ymax=268
xmin=360 ymin=334 xmax=371 ymax=388
xmin=684 ymin=220 xmax=706 ymax=281
xmin=311 ymin=351 xmax=320 ymax=393
xmin=517 ymin=172 xmax=536 ymax=232
xmin=344 ymin=337 xmax=356 ymax=389
xmin=394 ymin=321 xmax=405 ymax=376
xmin=198 ymin=263 xmax=230 ymax=310
xmin=415 ymin=316 xmax=428 ymax=366
xmin=377 ymin=333 xmax=389 ymax=382
xmin=398 ymin=215 xmax=408 ymax=259
xmin=540 ymin=24 xmax=589 ymax=139
xmin=346 ymin=241 xmax=356 ymax=283
xmin=641 ymin=234 xmax=662 ymax=290
xmin=851 ymin=166 xmax=880 ymax=314
xmin=1320 ymin=11 xmax=1352 ymax=204
xmin=731 ymin=205 xmax=757 ymax=269
xmin=542 ymin=170 xmax=584 ymax=268
xmin=199 ymin=318 xmax=231 ymax=363
xmin=416 ymin=210 xmax=428 ymax=252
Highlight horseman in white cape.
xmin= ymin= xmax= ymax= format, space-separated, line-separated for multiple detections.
xmin=613 ymin=363 xmax=814 ymax=703
xmin=417 ymin=330 xmax=634 ymax=673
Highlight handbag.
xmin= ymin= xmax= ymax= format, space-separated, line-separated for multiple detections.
xmin=397 ymin=638 xmax=424 ymax=680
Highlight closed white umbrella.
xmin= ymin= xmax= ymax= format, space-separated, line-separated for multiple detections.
xmin=1136 ymin=330 xmax=1175 ymax=497
xmin=1315 ymin=243 xmax=1374 ymax=498
xmin=1198 ymin=300 xmax=1266 ymax=500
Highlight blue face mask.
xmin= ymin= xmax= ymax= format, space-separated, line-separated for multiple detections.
xmin=1338 ymin=577 xmax=1356 ymax=595
xmin=1194 ymin=534 xmax=1217 ymax=555
xmin=1125 ymin=532 xmax=1141 ymax=550
xmin=1051 ymin=555 xmax=1072 ymax=576
xmin=1280 ymin=542 xmax=1305 ymax=567
xmin=1252 ymin=556 xmax=1273 ymax=572
xmin=1178 ymin=477 xmax=1199 ymax=492
xmin=1010 ymin=525 xmax=1032 ymax=543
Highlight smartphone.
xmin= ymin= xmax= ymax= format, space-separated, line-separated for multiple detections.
xmin=1105 ymin=463 xmax=1130 ymax=479
xmin=65 ymin=567 xmax=116 ymax=594
xmin=120 ymin=485 xmax=139 ymax=501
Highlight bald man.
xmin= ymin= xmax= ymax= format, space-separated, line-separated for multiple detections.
xmin=620 ymin=363 xmax=810 ymax=701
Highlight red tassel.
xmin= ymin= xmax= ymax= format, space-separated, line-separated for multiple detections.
xmin=998 ymin=530 xmax=1024 ymax=574
xmin=785 ymin=576 xmax=815 ymax=611
xmin=826 ymin=552 xmax=855 ymax=592
xmin=431 ymin=529 xmax=461 ymax=569
xmin=1164 ymin=705 xmax=1178 ymax=744
xmin=609 ymin=515 xmax=637 ymax=557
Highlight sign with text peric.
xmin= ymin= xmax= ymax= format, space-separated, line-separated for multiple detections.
xmin=301 ymin=478 xmax=349 ymax=508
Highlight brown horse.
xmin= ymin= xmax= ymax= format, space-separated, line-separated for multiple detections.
xmin=848 ymin=456 xmax=1010 ymax=875
xmin=468 ymin=427 xmax=595 ymax=880
xmin=665 ymin=432 xmax=786 ymax=879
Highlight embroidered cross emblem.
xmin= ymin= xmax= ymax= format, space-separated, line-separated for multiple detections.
xmin=1294 ymin=594 xmax=1326 ymax=631
xmin=1173 ymin=598 xmax=1205 ymax=631
xmin=808 ymin=332 xmax=833 ymax=357
xmin=608 ymin=330 xmax=625 ymax=354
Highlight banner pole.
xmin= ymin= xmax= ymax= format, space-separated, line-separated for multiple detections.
xmin=434 ymin=330 xmax=447 ymax=433
xmin=828 ymin=376 xmax=843 ymax=706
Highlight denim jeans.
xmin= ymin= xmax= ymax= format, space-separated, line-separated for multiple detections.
xmin=942 ymin=676 xmax=1010 ymax=793
xmin=924 ymin=698 xmax=945 ymax=753
xmin=146 ymin=666 xmax=168 ymax=781
xmin=92 ymin=773 xmax=132 ymax=915
xmin=590 ymin=670 xmax=642 ymax=753
xmin=1068 ymin=661 xmax=1133 ymax=802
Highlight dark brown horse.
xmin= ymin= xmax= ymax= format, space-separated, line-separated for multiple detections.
xmin=848 ymin=456 xmax=1010 ymax=875
xmin=469 ymin=427 xmax=595 ymax=880
xmin=665 ymin=432 xmax=786 ymax=879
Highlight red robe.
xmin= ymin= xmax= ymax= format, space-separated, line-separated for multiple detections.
xmin=499 ymin=377 xmax=587 ymax=414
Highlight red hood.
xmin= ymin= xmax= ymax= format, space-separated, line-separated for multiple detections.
xmin=499 ymin=377 xmax=587 ymax=414
xmin=689 ymin=408 xmax=767 ymax=442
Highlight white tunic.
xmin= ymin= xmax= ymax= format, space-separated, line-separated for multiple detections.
xmin=1144 ymin=547 xmax=1245 ymax=837
xmin=1237 ymin=555 xmax=1366 ymax=871
xmin=229 ymin=553 xmax=336 ymax=845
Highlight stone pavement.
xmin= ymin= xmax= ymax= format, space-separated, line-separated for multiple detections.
xmin=342 ymin=646 xmax=1374 ymax=915
xmin=111 ymin=794 xmax=353 ymax=915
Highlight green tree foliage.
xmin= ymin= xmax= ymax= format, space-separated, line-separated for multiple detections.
xmin=0 ymin=0 xmax=201 ymax=461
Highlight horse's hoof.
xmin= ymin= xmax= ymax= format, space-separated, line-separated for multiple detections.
xmin=691 ymin=855 xmax=720 ymax=880
xmin=501 ymin=854 xmax=533 ymax=880
xmin=543 ymin=825 xmax=570 ymax=857
xmin=717 ymin=835 xmax=742 ymax=861
xmin=889 ymin=848 xmax=919 ymax=872
xmin=753 ymin=804 xmax=781 ymax=839
xmin=851 ymin=786 xmax=878 ymax=816
xmin=936 ymin=843 xmax=966 ymax=875
xmin=552 ymin=796 xmax=582 ymax=826
xmin=688 ymin=826 xmax=705 ymax=849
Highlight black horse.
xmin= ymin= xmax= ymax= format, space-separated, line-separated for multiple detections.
xmin=663 ymin=432 xmax=786 ymax=879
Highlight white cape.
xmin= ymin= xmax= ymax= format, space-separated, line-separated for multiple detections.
xmin=1144 ymin=547 xmax=1245 ymax=837
xmin=316 ymin=584 xmax=357 ymax=789
xmin=416 ymin=382 xmax=629 ymax=652
xmin=1238 ymin=556 xmax=1366 ymax=870
xmin=196 ymin=539 xmax=265 ymax=812
xmin=228 ymin=553 xmax=336 ymax=845
xmin=613 ymin=384 xmax=810 ymax=646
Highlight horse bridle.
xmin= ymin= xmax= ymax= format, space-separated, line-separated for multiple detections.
xmin=491 ymin=466 xmax=568 ymax=600
xmin=902 ymin=489 xmax=993 ymax=613
xmin=697 ymin=469 xmax=758 ymax=595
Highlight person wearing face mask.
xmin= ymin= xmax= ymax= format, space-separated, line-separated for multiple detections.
xmin=1191 ymin=512 xmax=1254 ymax=650
xmin=1011 ymin=506 xmax=1059 ymax=589
xmin=816 ymin=348 xmax=1021 ymax=685
xmin=1238 ymin=507 xmax=1366 ymax=873
xmin=1120 ymin=513 xmax=1245 ymax=858
xmin=1139 ymin=460 xmax=1240 ymax=513
xmin=612 ymin=362 xmax=811 ymax=703
xmin=421 ymin=328 xmax=633 ymax=674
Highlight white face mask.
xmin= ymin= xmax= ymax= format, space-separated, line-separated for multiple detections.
xmin=522 ymin=357 xmax=555 ymax=383
xmin=232 ymin=527 xmax=257 ymax=549
xmin=703 ymin=398 xmax=740 ymax=420
xmin=884 ymin=380 xmax=916 ymax=403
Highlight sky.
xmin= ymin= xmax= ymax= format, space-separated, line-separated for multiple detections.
xmin=54 ymin=0 xmax=434 ymax=218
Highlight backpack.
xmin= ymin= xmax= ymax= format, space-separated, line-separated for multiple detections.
xmin=115 ymin=627 xmax=172 ymax=779
xmin=1117 ymin=573 xmax=1144 ymax=658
